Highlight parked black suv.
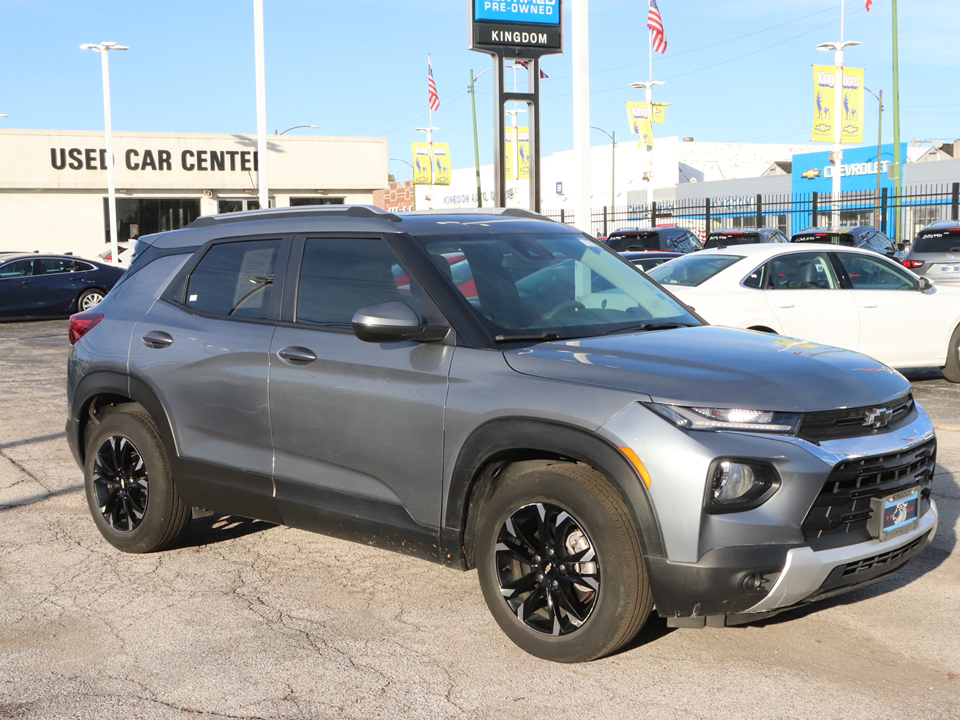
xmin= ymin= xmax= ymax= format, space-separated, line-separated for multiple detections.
xmin=66 ymin=206 xmax=937 ymax=662
xmin=704 ymin=227 xmax=788 ymax=248
xmin=602 ymin=226 xmax=702 ymax=253
xmin=791 ymin=226 xmax=898 ymax=256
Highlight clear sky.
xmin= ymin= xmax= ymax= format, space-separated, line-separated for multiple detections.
xmin=2 ymin=0 xmax=958 ymax=182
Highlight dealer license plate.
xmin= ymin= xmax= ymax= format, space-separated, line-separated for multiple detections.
xmin=877 ymin=487 xmax=920 ymax=541
xmin=939 ymin=265 xmax=960 ymax=274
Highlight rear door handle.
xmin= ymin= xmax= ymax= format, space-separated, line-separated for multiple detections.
xmin=277 ymin=346 xmax=317 ymax=365
xmin=860 ymin=303 xmax=878 ymax=309
xmin=774 ymin=303 xmax=795 ymax=309
xmin=142 ymin=330 xmax=174 ymax=349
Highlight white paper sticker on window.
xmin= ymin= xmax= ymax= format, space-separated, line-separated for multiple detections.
xmin=189 ymin=294 xmax=198 ymax=302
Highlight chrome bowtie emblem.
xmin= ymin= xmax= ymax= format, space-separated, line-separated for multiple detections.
xmin=864 ymin=408 xmax=893 ymax=429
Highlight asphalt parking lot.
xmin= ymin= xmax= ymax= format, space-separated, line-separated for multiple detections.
xmin=1 ymin=320 xmax=958 ymax=720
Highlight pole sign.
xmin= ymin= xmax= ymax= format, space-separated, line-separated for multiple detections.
xmin=811 ymin=65 xmax=865 ymax=144
xmin=470 ymin=0 xmax=563 ymax=55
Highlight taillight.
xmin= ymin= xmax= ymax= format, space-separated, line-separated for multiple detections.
xmin=902 ymin=260 xmax=925 ymax=269
xmin=69 ymin=311 xmax=104 ymax=345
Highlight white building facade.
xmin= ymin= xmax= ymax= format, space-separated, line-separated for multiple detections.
xmin=0 ymin=130 xmax=387 ymax=259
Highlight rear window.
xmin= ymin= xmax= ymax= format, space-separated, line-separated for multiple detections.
xmin=704 ymin=233 xmax=761 ymax=248
xmin=792 ymin=233 xmax=855 ymax=246
xmin=606 ymin=233 xmax=660 ymax=252
xmin=913 ymin=230 xmax=960 ymax=253
xmin=647 ymin=254 xmax=742 ymax=287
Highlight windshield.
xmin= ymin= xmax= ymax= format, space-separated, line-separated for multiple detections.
xmin=411 ymin=231 xmax=699 ymax=340
xmin=704 ymin=233 xmax=762 ymax=248
xmin=914 ymin=231 xmax=960 ymax=253
xmin=647 ymin=253 xmax=743 ymax=287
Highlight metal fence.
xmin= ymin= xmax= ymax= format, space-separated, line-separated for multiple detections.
xmin=543 ymin=182 xmax=960 ymax=243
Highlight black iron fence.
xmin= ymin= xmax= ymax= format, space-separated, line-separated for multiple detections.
xmin=543 ymin=182 xmax=960 ymax=243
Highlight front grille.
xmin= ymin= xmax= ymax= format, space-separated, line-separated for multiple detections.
xmin=802 ymin=439 xmax=936 ymax=551
xmin=798 ymin=393 xmax=915 ymax=442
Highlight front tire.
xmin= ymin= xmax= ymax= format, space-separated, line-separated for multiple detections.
xmin=83 ymin=405 xmax=191 ymax=553
xmin=942 ymin=324 xmax=960 ymax=383
xmin=475 ymin=463 xmax=652 ymax=662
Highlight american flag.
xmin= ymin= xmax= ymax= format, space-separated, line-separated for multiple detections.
xmin=865 ymin=0 xmax=873 ymax=10
xmin=513 ymin=60 xmax=548 ymax=79
xmin=427 ymin=54 xmax=440 ymax=112
xmin=647 ymin=0 xmax=667 ymax=54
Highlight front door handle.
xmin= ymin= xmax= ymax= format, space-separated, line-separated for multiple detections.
xmin=774 ymin=303 xmax=795 ymax=309
xmin=860 ymin=303 xmax=878 ymax=309
xmin=142 ymin=330 xmax=174 ymax=349
xmin=277 ymin=346 xmax=317 ymax=365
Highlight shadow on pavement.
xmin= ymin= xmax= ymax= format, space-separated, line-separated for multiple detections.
xmin=176 ymin=513 xmax=276 ymax=548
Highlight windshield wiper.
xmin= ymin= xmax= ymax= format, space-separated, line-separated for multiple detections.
xmin=600 ymin=321 xmax=697 ymax=336
xmin=494 ymin=332 xmax=564 ymax=343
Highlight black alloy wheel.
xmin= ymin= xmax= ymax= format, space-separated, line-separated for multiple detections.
xmin=83 ymin=404 xmax=191 ymax=553
xmin=91 ymin=435 xmax=150 ymax=532
xmin=476 ymin=463 xmax=652 ymax=662
xmin=495 ymin=502 xmax=600 ymax=636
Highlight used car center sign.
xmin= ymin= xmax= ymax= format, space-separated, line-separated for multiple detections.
xmin=470 ymin=0 xmax=563 ymax=54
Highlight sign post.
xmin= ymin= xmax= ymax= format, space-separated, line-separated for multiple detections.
xmin=468 ymin=0 xmax=563 ymax=212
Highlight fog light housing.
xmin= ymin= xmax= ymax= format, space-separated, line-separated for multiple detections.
xmin=706 ymin=459 xmax=780 ymax=513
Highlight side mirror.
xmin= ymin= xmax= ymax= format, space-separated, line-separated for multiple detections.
xmin=352 ymin=301 xmax=449 ymax=343
xmin=919 ymin=277 xmax=934 ymax=292
xmin=897 ymin=242 xmax=906 ymax=252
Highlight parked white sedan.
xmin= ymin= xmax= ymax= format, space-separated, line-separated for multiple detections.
xmin=647 ymin=243 xmax=960 ymax=380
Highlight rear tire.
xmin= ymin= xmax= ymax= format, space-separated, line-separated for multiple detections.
xmin=77 ymin=288 xmax=106 ymax=311
xmin=942 ymin=324 xmax=960 ymax=383
xmin=83 ymin=405 xmax=191 ymax=553
xmin=475 ymin=463 xmax=652 ymax=662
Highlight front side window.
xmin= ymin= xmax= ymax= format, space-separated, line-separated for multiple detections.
xmin=412 ymin=231 xmax=698 ymax=337
xmin=295 ymin=237 xmax=423 ymax=328
xmin=184 ymin=239 xmax=280 ymax=319
xmin=647 ymin=253 xmax=742 ymax=287
xmin=766 ymin=252 xmax=838 ymax=290
xmin=834 ymin=252 xmax=917 ymax=291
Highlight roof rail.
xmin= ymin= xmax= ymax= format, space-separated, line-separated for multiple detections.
xmin=187 ymin=204 xmax=401 ymax=228
xmin=405 ymin=207 xmax=551 ymax=221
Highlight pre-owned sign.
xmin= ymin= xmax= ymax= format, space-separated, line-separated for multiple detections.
xmin=470 ymin=0 xmax=563 ymax=55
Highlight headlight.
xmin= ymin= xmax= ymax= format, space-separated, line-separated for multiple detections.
xmin=707 ymin=459 xmax=780 ymax=513
xmin=646 ymin=402 xmax=801 ymax=435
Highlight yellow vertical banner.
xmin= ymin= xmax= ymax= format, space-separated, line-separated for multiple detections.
xmin=504 ymin=127 xmax=515 ymax=181
xmin=626 ymin=102 xmax=654 ymax=147
xmin=412 ymin=142 xmax=432 ymax=185
xmin=840 ymin=68 xmax=865 ymax=144
xmin=812 ymin=65 xmax=837 ymax=142
xmin=517 ymin=127 xmax=531 ymax=180
xmin=433 ymin=143 xmax=452 ymax=185
xmin=651 ymin=102 xmax=669 ymax=125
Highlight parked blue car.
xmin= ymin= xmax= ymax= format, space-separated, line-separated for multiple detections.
xmin=0 ymin=253 xmax=124 ymax=320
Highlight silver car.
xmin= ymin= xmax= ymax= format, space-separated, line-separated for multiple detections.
xmin=903 ymin=220 xmax=960 ymax=285
xmin=65 ymin=206 xmax=938 ymax=663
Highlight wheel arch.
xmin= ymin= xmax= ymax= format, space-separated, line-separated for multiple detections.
xmin=444 ymin=417 xmax=666 ymax=571
xmin=73 ymin=286 xmax=110 ymax=312
xmin=71 ymin=371 xmax=177 ymax=469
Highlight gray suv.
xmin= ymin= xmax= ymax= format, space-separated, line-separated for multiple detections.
xmin=66 ymin=206 xmax=938 ymax=663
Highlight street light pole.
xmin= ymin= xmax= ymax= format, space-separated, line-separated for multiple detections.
xmin=80 ymin=41 xmax=128 ymax=267
xmin=253 ymin=0 xmax=269 ymax=211
xmin=469 ymin=66 xmax=493 ymax=208
xmin=629 ymin=80 xmax=664 ymax=199
xmin=891 ymin=0 xmax=903 ymax=243
xmin=865 ymin=87 xmax=884 ymax=229
xmin=590 ymin=127 xmax=616 ymax=212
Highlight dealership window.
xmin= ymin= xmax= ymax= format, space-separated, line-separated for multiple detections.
xmin=104 ymin=198 xmax=200 ymax=244
xmin=290 ymin=197 xmax=345 ymax=206
xmin=218 ymin=199 xmax=266 ymax=214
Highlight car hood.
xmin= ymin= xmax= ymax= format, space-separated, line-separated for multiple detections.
xmin=502 ymin=326 xmax=910 ymax=412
